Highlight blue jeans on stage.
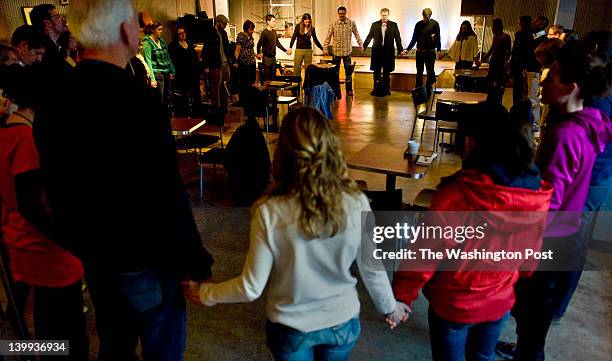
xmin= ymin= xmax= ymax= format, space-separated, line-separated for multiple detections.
xmin=266 ymin=317 xmax=360 ymax=361
xmin=86 ymin=268 xmax=186 ymax=361
xmin=428 ymin=307 xmax=509 ymax=361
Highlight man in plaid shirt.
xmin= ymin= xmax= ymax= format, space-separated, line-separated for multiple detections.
xmin=323 ymin=6 xmax=363 ymax=96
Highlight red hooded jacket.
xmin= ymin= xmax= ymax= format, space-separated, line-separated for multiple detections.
xmin=393 ymin=169 xmax=553 ymax=323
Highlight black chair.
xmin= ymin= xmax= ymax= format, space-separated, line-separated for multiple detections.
xmin=197 ymin=109 xmax=226 ymax=198
xmin=410 ymin=86 xmax=437 ymax=143
xmin=434 ymin=101 xmax=461 ymax=153
xmin=273 ymin=74 xmax=302 ymax=101
xmin=243 ymin=85 xmax=272 ymax=137
xmin=363 ymin=189 xmax=403 ymax=211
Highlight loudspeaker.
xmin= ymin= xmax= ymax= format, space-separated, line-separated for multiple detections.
xmin=460 ymin=0 xmax=495 ymax=16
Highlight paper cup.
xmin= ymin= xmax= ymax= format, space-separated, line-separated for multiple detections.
xmin=408 ymin=141 xmax=420 ymax=155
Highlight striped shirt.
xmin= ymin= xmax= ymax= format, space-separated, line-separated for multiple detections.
xmin=323 ymin=18 xmax=363 ymax=57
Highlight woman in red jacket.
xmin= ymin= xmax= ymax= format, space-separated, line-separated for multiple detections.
xmin=393 ymin=103 xmax=552 ymax=361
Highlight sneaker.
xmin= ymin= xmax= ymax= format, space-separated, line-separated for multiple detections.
xmin=495 ymin=341 xmax=517 ymax=360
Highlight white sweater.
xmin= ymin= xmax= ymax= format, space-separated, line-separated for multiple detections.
xmin=199 ymin=192 xmax=397 ymax=332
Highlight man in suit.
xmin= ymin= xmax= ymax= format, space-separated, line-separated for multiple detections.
xmin=364 ymin=8 xmax=407 ymax=96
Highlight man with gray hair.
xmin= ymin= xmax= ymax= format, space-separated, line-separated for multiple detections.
xmin=406 ymin=8 xmax=441 ymax=97
xmin=34 ymin=1 xmax=214 ymax=360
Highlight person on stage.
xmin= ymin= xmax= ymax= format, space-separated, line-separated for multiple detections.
xmin=406 ymin=8 xmax=441 ymax=97
xmin=323 ymin=6 xmax=363 ymax=97
xmin=363 ymin=8 xmax=408 ymax=96
xmin=289 ymin=13 xmax=324 ymax=78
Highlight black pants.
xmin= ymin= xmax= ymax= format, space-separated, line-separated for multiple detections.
xmin=373 ymin=65 xmax=391 ymax=94
xmin=513 ymin=271 xmax=576 ymax=361
xmin=12 ymin=280 xmax=88 ymax=360
xmin=173 ymin=73 xmax=201 ymax=116
xmin=416 ymin=50 xmax=436 ymax=95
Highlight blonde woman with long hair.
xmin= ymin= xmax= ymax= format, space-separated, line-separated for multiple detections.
xmin=193 ymin=107 xmax=410 ymax=360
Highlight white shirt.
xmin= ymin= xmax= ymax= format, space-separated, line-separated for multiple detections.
xmin=382 ymin=22 xmax=387 ymax=46
xmin=199 ymin=192 xmax=396 ymax=332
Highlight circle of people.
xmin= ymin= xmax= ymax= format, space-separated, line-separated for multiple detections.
xmin=0 ymin=1 xmax=610 ymax=361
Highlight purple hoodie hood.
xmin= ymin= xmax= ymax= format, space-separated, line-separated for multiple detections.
xmin=538 ymin=107 xmax=612 ymax=236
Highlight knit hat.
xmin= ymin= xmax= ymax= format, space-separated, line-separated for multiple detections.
xmin=215 ymin=14 xmax=229 ymax=24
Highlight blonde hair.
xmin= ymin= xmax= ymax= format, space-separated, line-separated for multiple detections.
xmin=68 ymin=0 xmax=135 ymax=48
xmin=267 ymin=107 xmax=359 ymax=238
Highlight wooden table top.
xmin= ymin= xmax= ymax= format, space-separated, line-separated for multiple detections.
xmin=437 ymin=92 xmax=488 ymax=104
xmin=347 ymin=144 xmax=431 ymax=180
xmin=170 ymin=117 xmax=206 ymax=136
xmin=255 ymin=81 xmax=299 ymax=91
xmin=453 ymin=68 xmax=489 ymax=78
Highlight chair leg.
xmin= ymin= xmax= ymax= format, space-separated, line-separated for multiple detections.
xmin=199 ymin=163 xmax=204 ymax=199
xmin=420 ymin=120 xmax=427 ymax=142
xmin=410 ymin=113 xmax=417 ymax=140
xmin=434 ymin=123 xmax=439 ymax=153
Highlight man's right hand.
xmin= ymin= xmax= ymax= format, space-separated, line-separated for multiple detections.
xmin=323 ymin=50 xmax=329 ymax=56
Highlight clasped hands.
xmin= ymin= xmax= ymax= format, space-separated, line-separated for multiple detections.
xmin=385 ymin=301 xmax=412 ymax=330
xmin=183 ymin=280 xmax=412 ymax=331
xmin=181 ymin=279 xmax=209 ymax=305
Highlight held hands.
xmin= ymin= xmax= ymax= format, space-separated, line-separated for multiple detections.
xmin=400 ymin=49 xmax=409 ymax=57
xmin=323 ymin=49 xmax=329 ymax=56
xmin=358 ymin=45 xmax=364 ymax=52
xmin=384 ymin=301 xmax=412 ymax=330
xmin=182 ymin=278 xmax=214 ymax=306
xmin=286 ymin=48 xmax=292 ymax=55
xmin=436 ymin=51 xmax=443 ymax=60
xmin=151 ymin=80 xmax=158 ymax=88
xmin=256 ymin=53 xmax=262 ymax=60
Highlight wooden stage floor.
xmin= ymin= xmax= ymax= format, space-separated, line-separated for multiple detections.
xmin=311 ymin=56 xmax=458 ymax=91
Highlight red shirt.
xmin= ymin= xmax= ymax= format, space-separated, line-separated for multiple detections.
xmin=0 ymin=124 xmax=83 ymax=287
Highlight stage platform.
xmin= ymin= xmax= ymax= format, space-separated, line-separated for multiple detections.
xmin=312 ymin=56 xmax=458 ymax=91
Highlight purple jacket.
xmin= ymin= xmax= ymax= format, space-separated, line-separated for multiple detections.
xmin=538 ymin=107 xmax=612 ymax=237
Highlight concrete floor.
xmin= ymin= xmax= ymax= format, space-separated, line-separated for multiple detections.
xmin=182 ymin=88 xmax=611 ymax=360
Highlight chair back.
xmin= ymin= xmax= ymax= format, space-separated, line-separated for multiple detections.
xmin=435 ymin=101 xmax=464 ymax=123
xmin=273 ymin=74 xmax=302 ymax=99
xmin=411 ymin=86 xmax=429 ymax=107
xmin=243 ymin=85 xmax=269 ymax=118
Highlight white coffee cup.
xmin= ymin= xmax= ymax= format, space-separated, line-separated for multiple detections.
xmin=408 ymin=140 xmax=420 ymax=156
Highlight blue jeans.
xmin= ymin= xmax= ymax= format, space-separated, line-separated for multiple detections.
xmin=266 ymin=317 xmax=360 ymax=361
xmin=86 ymin=268 xmax=186 ymax=361
xmin=428 ymin=307 xmax=509 ymax=361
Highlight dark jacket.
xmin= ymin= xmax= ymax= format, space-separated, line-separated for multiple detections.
xmin=224 ymin=118 xmax=270 ymax=206
xmin=203 ymin=26 xmax=235 ymax=68
xmin=33 ymin=60 xmax=213 ymax=280
xmin=363 ymin=20 xmax=403 ymax=71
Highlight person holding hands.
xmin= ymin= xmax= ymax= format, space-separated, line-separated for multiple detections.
xmin=363 ymin=8 xmax=408 ymax=96
xmin=188 ymin=107 xmax=410 ymax=360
